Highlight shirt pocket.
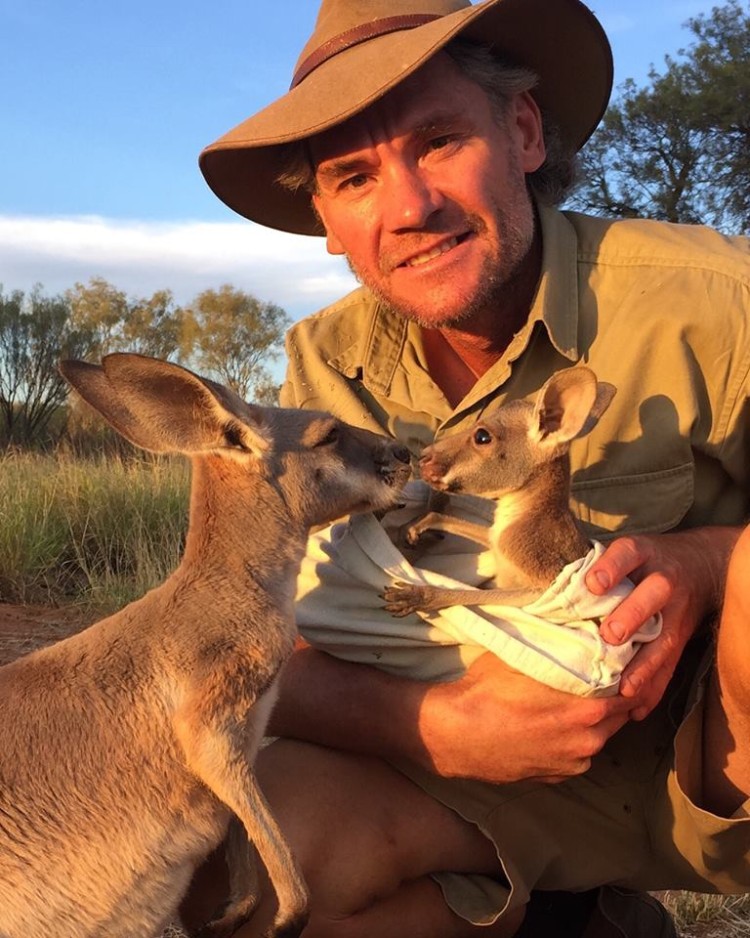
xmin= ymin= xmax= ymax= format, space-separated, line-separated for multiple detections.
xmin=571 ymin=462 xmax=695 ymax=539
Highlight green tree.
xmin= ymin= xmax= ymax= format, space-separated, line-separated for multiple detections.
xmin=0 ymin=288 xmax=27 ymax=440
xmin=67 ymin=278 xmax=190 ymax=361
xmin=67 ymin=277 xmax=129 ymax=357
xmin=121 ymin=290 xmax=191 ymax=360
xmin=187 ymin=285 xmax=291 ymax=402
xmin=569 ymin=0 xmax=749 ymax=233
xmin=683 ymin=0 xmax=750 ymax=230
xmin=0 ymin=285 xmax=95 ymax=445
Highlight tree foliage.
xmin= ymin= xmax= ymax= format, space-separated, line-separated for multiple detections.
xmin=186 ymin=285 xmax=290 ymax=402
xmin=67 ymin=278 xmax=189 ymax=361
xmin=0 ymin=279 xmax=291 ymax=448
xmin=569 ymin=0 xmax=749 ymax=234
xmin=0 ymin=286 xmax=96 ymax=445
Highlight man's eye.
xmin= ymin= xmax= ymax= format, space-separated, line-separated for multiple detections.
xmin=341 ymin=174 xmax=369 ymax=191
xmin=428 ymin=135 xmax=452 ymax=150
xmin=426 ymin=134 xmax=461 ymax=154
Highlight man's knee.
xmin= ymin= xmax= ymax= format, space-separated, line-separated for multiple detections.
xmin=255 ymin=740 xmax=419 ymax=912
xmin=717 ymin=525 xmax=750 ymax=689
xmin=255 ymin=739 xmax=505 ymax=924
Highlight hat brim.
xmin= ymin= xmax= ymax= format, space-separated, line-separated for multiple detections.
xmin=199 ymin=0 xmax=612 ymax=235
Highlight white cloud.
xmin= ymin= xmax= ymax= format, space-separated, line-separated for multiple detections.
xmin=0 ymin=214 xmax=358 ymax=320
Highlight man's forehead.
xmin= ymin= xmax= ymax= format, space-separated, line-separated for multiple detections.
xmin=308 ymin=52 xmax=479 ymax=166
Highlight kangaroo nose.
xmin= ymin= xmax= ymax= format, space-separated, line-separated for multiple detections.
xmin=393 ymin=445 xmax=411 ymax=464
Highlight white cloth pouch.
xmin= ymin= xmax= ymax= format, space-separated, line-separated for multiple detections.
xmin=296 ymin=482 xmax=662 ymax=697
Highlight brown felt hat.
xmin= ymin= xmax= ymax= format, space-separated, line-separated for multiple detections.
xmin=199 ymin=0 xmax=612 ymax=235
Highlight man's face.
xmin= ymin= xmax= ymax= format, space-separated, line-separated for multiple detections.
xmin=310 ymin=53 xmax=546 ymax=329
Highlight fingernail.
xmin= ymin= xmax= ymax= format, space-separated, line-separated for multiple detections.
xmin=623 ymin=674 xmax=641 ymax=697
xmin=589 ymin=570 xmax=610 ymax=591
xmin=605 ymin=620 xmax=625 ymax=643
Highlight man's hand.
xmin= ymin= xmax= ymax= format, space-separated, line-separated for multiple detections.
xmin=584 ymin=527 xmax=740 ymax=720
xmin=419 ymin=652 xmax=634 ymax=784
xmin=272 ymin=642 xmax=635 ymax=785
xmin=273 ymin=527 xmax=736 ymax=789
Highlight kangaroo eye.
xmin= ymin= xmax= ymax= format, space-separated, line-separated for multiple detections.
xmin=473 ymin=428 xmax=492 ymax=445
xmin=316 ymin=425 xmax=339 ymax=447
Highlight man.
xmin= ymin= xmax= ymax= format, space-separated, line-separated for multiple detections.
xmin=196 ymin=1 xmax=750 ymax=935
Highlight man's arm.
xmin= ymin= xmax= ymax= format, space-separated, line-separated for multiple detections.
xmin=586 ymin=525 xmax=741 ymax=719
xmin=269 ymin=640 xmax=634 ymax=784
xmin=269 ymin=525 xmax=739 ymax=785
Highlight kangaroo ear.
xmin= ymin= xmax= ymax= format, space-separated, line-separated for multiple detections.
xmin=578 ymin=380 xmax=616 ymax=438
xmin=59 ymin=353 xmax=271 ymax=457
xmin=531 ymin=367 xmax=614 ymax=446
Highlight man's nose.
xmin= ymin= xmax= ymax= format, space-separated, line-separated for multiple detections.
xmin=381 ymin=164 xmax=444 ymax=231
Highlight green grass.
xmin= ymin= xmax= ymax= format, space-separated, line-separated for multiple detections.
xmin=0 ymin=449 xmax=189 ymax=611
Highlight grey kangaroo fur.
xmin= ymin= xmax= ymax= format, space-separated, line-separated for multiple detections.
xmin=384 ymin=366 xmax=615 ymax=617
xmin=0 ymin=354 xmax=411 ymax=938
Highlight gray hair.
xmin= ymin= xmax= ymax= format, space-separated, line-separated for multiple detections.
xmin=276 ymin=38 xmax=576 ymax=207
xmin=445 ymin=41 xmax=576 ymax=205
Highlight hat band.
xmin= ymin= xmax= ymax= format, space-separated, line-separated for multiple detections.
xmin=291 ymin=13 xmax=441 ymax=89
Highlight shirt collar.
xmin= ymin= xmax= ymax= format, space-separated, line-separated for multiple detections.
xmin=532 ymin=202 xmax=580 ymax=361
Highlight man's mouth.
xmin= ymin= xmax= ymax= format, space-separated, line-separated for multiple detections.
xmin=400 ymin=234 xmax=467 ymax=268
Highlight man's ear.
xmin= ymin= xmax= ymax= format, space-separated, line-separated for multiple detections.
xmin=312 ymin=193 xmax=346 ymax=255
xmin=514 ymin=91 xmax=546 ymax=174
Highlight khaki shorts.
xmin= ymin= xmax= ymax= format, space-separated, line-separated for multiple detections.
xmin=392 ymin=638 xmax=750 ymax=926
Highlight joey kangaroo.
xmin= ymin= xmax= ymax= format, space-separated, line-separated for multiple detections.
xmin=0 ymin=354 xmax=411 ymax=938
xmin=383 ymin=366 xmax=615 ymax=617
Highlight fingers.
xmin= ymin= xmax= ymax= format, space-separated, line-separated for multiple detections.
xmin=618 ymin=621 xmax=682 ymax=714
xmin=585 ymin=536 xmax=650 ymax=594
xmin=599 ymin=571 xmax=672 ymax=644
xmin=536 ymin=704 xmax=638 ymax=782
xmin=542 ymin=702 xmax=631 ymax=779
xmin=582 ymin=531 xmax=721 ymax=721
xmin=530 ymin=701 xmax=642 ymax=784
xmin=585 ymin=536 xmax=674 ymax=644
xmin=439 ymin=655 xmax=635 ymax=782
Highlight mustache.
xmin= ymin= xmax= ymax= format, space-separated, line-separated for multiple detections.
xmin=373 ymin=214 xmax=487 ymax=274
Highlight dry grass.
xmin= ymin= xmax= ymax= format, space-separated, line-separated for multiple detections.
xmin=0 ymin=449 xmax=189 ymax=611
xmin=659 ymin=890 xmax=750 ymax=937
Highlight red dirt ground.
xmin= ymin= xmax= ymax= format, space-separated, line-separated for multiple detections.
xmin=0 ymin=602 xmax=93 ymax=665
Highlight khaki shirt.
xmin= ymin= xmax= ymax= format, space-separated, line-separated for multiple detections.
xmin=282 ymin=204 xmax=750 ymax=538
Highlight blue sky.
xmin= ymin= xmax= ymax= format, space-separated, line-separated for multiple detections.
xmin=1 ymin=0 xmax=718 ymax=319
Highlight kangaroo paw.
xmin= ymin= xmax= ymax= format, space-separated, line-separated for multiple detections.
xmin=382 ymin=582 xmax=427 ymax=617
xmin=405 ymin=523 xmax=424 ymax=545
xmin=194 ymin=896 xmax=258 ymax=938
xmin=263 ymin=909 xmax=309 ymax=938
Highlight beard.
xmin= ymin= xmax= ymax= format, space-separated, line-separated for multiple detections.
xmin=344 ymin=185 xmax=537 ymax=330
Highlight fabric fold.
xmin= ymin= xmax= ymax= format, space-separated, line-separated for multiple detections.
xmin=296 ymin=488 xmax=661 ymax=696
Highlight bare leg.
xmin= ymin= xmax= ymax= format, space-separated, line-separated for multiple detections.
xmin=234 ymin=739 xmax=524 ymax=938
xmin=703 ymin=525 xmax=750 ymax=816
